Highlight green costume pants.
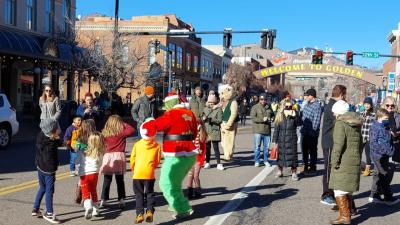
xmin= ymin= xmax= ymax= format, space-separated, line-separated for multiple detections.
xmin=159 ymin=155 xmax=196 ymax=214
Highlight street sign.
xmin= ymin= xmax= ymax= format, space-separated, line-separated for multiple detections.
xmin=362 ymin=52 xmax=380 ymax=58
xmin=388 ymin=72 xmax=395 ymax=91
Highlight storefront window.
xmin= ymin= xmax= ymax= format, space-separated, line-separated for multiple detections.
xmin=186 ymin=53 xmax=191 ymax=71
xmin=27 ymin=0 xmax=37 ymax=30
xmin=193 ymin=55 xmax=199 ymax=73
xmin=177 ymin=46 xmax=183 ymax=69
xmin=168 ymin=43 xmax=176 ymax=67
xmin=62 ymin=0 xmax=71 ymax=33
xmin=5 ymin=0 xmax=16 ymax=25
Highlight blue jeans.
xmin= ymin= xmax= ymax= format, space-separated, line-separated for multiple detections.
xmin=254 ymin=134 xmax=271 ymax=164
xmin=69 ymin=149 xmax=77 ymax=172
xmin=33 ymin=170 xmax=56 ymax=213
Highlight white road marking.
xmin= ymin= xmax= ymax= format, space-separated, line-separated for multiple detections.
xmin=204 ymin=165 xmax=276 ymax=225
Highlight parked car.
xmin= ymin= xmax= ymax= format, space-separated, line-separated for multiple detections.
xmin=0 ymin=93 xmax=19 ymax=149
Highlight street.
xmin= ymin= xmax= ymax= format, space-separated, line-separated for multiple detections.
xmin=1 ymin=122 xmax=400 ymax=225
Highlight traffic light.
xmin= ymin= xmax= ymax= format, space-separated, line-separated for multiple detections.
xmin=261 ymin=30 xmax=268 ymax=49
xmin=154 ymin=39 xmax=161 ymax=54
xmin=312 ymin=54 xmax=317 ymax=64
xmin=346 ymin=50 xmax=353 ymax=65
xmin=268 ymin=29 xmax=276 ymax=50
xmin=223 ymin=28 xmax=232 ymax=49
xmin=316 ymin=50 xmax=323 ymax=64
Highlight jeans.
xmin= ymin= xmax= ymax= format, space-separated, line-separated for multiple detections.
xmin=254 ymin=134 xmax=271 ymax=164
xmin=370 ymin=155 xmax=394 ymax=198
xmin=33 ymin=170 xmax=56 ymax=214
xmin=206 ymin=141 xmax=221 ymax=164
xmin=362 ymin=141 xmax=372 ymax=165
xmin=101 ymin=174 xmax=126 ymax=200
xmin=302 ymin=135 xmax=318 ymax=170
xmin=133 ymin=179 xmax=155 ymax=215
xmin=322 ymin=148 xmax=334 ymax=199
xmin=69 ymin=149 xmax=77 ymax=172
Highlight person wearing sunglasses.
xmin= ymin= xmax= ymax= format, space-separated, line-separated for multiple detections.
xmin=381 ymin=97 xmax=400 ymax=163
xmin=39 ymin=85 xmax=61 ymax=122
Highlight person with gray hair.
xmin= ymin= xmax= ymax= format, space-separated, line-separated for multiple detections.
xmin=32 ymin=118 xmax=62 ymax=224
xmin=381 ymin=96 xmax=400 ymax=163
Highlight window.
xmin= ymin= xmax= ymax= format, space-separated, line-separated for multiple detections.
xmin=186 ymin=53 xmax=191 ymax=71
xmin=177 ymin=46 xmax=183 ymax=69
xmin=193 ymin=56 xmax=199 ymax=73
xmin=45 ymin=0 xmax=55 ymax=33
xmin=0 ymin=96 xmax=4 ymax=108
xmin=62 ymin=0 xmax=71 ymax=33
xmin=201 ymin=59 xmax=205 ymax=74
xmin=168 ymin=43 xmax=176 ymax=67
xmin=5 ymin=0 xmax=16 ymax=25
xmin=27 ymin=0 xmax=37 ymax=30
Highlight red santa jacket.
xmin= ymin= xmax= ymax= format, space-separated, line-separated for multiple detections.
xmin=155 ymin=107 xmax=198 ymax=156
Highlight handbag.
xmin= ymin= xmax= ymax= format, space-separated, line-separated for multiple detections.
xmin=268 ymin=143 xmax=278 ymax=161
xmin=75 ymin=183 xmax=82 ymax=204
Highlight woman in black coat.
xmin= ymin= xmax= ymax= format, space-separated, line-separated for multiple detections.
xmin=272 ymin=100 xmax=302 ymax=181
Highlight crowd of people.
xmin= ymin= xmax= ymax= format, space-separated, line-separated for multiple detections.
xmin=33 ymin=83 xmax=400 ymax=224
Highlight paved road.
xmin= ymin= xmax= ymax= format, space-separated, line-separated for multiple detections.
xmin=1 ymin=122 xmax=400 ymax=225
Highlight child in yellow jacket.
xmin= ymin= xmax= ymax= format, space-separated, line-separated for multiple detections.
xmin=130 ymin=118 xmax=161 ymax=224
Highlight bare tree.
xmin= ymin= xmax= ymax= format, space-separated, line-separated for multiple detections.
xmin=225 ymin=63 xmax=265 ymax=97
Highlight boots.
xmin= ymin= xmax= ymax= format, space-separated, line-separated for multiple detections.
xmin=349 ymin=196 xmax=357 ymax=216
xmin=362 ymin=165 xmax=371 ymax=177
xmin=83 ymin=199 xmax=93 ymax=220
xmin=330 ymin=195 xmax=351 ymax=225
xmin=193 ymin=187 xmax=202 ymax=198
xmin=187 ymin=187 xmax=194 ymax=200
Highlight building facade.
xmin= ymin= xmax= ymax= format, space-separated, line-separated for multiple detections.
xmin=0 ymin=0 xmax=76 ymax=115
xmin=75 ymin=14 xmax=203 ymax=102
xmin=383 ymin=22 xmax=400 ymax=97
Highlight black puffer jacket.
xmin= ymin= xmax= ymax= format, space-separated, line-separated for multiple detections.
xmin=35 ymin=132 xmax=62 ymax=173
xmin=272 ymin=113 xmax=302 ymax=168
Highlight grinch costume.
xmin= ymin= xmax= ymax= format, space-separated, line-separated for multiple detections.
xmin=142 ymin=92 xmax=198 ymax=217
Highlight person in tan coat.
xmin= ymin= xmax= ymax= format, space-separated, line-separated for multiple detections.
xmin=219 ymin=84 xmax=238 ymax=161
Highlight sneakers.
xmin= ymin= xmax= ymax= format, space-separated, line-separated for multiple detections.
xmin=383 ymin=196 xmax=400 ymax=206
xmin=254 ymin=162 xmax=261 ymax=167
xmin=320 ymin=196 xmax=336 ymax=206
xmin=99 ymin=199 xmax=108 ymax=208
xmin=368 ymin=195 xmax=384 ymax=204
xmin=217 ymin=164 xmax=225 ymax=170
xmin=43 ymin=213 xmax=60 ymax=224
xmin=204 ymin=163 xmax=210 ymax=169
xmin=291 ymin=173 xmax=299 ymax=181
xmin=118 ymin=199 xmax=126 ymax=209
xmin=172 ymin=209 xmax=194 ymax=219
xmin=135 ymin=214 xmax=145 ymax=224
xmin=92 ymin=202 xmax=100 ymax=217
xmin=264 ymin=161 xmax=272 ymax=167
xmin=145 ymin=210 xmax=154 ymax=223
xmin=275 ymin=170 xmax=283 ymax=178
xmin=84 ymin=199 xmax=93 ymax=220
xmin=31 ymin=208 xmax=43 ymax=218
xmin=70 ymin=171 xmax=77 ymax=177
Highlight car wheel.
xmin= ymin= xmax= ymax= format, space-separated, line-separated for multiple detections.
xmin=0 ymin=125 xmax=11 ymax=149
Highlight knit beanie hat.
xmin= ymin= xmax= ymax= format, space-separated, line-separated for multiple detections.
xmin=144 ymin=86 xmax=155 ymax=95
xmin=207 ymin=94 xmax=217 ymax=104
xmin=140 ymin=118 xmax=156 ymax=140
xmin=363 ymin=97 xmax=373 ymax=105
xmin=40 ymin=118 xmax=59 ymax=137
xmin=163 ymin=90 xmax=180 ymax=110
xmin=332 ymin=100 xmax=349 ymax=115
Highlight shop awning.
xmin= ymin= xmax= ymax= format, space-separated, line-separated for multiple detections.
xmin=0 ymin=28 xmax=42 ymax=57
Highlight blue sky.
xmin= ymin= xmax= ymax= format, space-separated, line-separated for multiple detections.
xmin=76 ymin=0 xmax=400 ymax=69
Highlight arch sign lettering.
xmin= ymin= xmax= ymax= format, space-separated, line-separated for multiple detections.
xmin=254 ymin=63 xmax=381 ymax=86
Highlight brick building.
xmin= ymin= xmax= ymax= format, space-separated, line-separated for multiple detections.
xmin=75 ymin=14 xmax=203 ymax=102
xmin=383 ymin=22 xmax=400 ymax=94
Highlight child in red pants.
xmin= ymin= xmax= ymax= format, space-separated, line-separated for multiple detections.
xmin=76 ymin=131 xmax=105 ymax=220
xmin=187 ymin=123 xmax=207 ymax=199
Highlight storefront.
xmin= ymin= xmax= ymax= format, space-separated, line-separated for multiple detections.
xmin=0 ymin=27 xmax=74 ymax=117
